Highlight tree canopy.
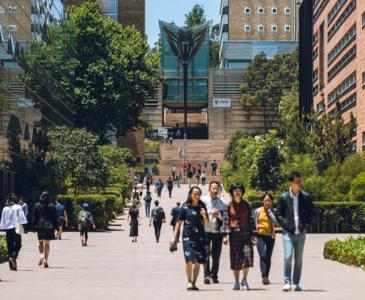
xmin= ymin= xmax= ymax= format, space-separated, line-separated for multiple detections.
xmin=24 ymin=3 xmax=160 ymax=141
xmin=185 ymin=4 xmax=207 ymax=28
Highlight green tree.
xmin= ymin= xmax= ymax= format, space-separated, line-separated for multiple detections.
xmin=48 ymin=126 xmax=108 ymax=195
xmin=241 ymin=50 xmax=299 ymax=132
xmin=25 ymin=3 xmax=160 ymax=141
xmin=185 ymin=4 xmax=207 ymax=28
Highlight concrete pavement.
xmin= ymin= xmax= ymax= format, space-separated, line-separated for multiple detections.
xmin=1 ymin=184 xmax=365 ymax=300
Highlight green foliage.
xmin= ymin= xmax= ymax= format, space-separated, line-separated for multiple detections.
xmin=145 ymin=140 xmax=161 ymax=153
xmin=25 ymin=2 xmax=160 ymax=140
xmin=324 ymin=236 xmax=365 ymax=269
xmin=0 ymin=236 xmax=7 ymax=264
xmin=227 ymin=131 xmax=283 ymax=191
xmin=241 ymin=50 xmax=299 ymax=131
xmin=185 ymin=4 xmax=207 ymax=28
xmin=48 ymin=126 xmax=108 ymax=195
xmin=350 ymin=172 xmax=365 ymax=201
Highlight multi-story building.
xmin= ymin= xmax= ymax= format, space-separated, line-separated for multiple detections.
xmin=300 ymin=0 xmax=365 ymax=151
xmin=219 ymin=0 xmax=300 ymax=68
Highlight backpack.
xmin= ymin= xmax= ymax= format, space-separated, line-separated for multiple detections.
xmin=154 ymin=207 xmax=165 ymax=223
xmin=79 ymin=210 xmax=91 ymax=227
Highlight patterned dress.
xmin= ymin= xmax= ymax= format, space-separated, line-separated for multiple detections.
xmin=179 ymin=201 xmax=208 ymax=264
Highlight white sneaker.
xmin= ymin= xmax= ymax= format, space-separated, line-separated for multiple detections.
xmin=282 ymin=284 xmax=291 ymax=292
xmin=241 ymin=280 xmax=250 ymax=290
xmin=293 ymin=285 xmax=302 ymax=292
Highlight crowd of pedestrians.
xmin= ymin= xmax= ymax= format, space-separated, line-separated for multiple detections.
xmin=0 ymin=190 xmax=96 ymax=279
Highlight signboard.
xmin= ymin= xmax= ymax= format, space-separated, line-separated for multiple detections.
xmin=157 ymin=127 xmax=169 ymax=138
xmin=213 ymin=98 xmax=231 ymax=108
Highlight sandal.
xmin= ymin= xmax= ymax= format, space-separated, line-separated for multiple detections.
xmin=44 ymin=262 xmax=49 ymax=268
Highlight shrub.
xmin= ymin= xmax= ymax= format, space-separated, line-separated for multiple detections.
xmin=349 ymin=172 xmax=365 ymax=201
xmin=56 ymin=194 xmax=118 ymax=230
xmin=324 ymin=236 xmax=365 ymax=269
xmin=0 ymin=236 xmax=7 ymax=263
xmin=145 ymin=140 xmax=161 ymax=153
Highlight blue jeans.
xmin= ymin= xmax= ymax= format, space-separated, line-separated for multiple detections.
xmin=282 ymin=231 xmax=306 ymax=285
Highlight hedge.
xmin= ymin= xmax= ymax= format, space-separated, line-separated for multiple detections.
xmin=56 ymin=194 xmax=118 ymax=230
xmin=243 ymin=198 xmax=365 ymax=233
xmin=324 ymin=236 xmax=365 ymax=269
xmin=0 ymin=236 xmax=7 ymax=263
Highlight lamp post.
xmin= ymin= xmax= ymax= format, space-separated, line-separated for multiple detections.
xmin=159 ymin=21 xmax=208 ymax=183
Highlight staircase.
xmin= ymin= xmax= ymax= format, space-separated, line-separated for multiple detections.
xmin=155 ymin=139 xmax=228 ymax=182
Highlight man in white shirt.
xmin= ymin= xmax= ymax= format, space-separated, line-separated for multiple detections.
xmin=0 ymin=193 xmax=27 ymax=271
xmin=201 ymin=181 xmax=227 ymax=284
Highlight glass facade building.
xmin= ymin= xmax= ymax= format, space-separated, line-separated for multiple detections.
xmin=103 ymin=0 xmax=118 ymax=21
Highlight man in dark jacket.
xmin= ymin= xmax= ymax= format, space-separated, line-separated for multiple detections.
xmin=275 ymin=171 xmax=314 ymax=292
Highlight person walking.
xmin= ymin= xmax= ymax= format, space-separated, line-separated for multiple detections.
xmin=178 ymin=146 xmax=182 ymax=158
xmin=155 ymin=179 xmax=164 ymax=198
xmin=211 ymin=160 xmax=218 ymax=176
xmin=201 ymin=171 xmax=207 ymax=186
xmin=195 ymin=169 xmax=201 ymax=185
xmin=55 ymin=200 xmax=68 ymax=240
xmin=170 ymin=202 xmax=181 ymax=234
xmin=171 ymin=165 xmax=177 ymax=178
xmin=169 ymin=135 xmax=174 ymax=146
xmin=275 ymin=171 xmax=314 ymax=292
xmin=203 ymin=155 xmax=208 ymax=169
xmin=167 ymin=177 xmax=174 ymax=198
xmin=201 ymin=182 xmax=227 ymax=284
xmin=222 ymin=183 xmax=255 ymax=290
xmin=78 ymin=203 xmax=96 ymax=247
xmin=187 ymin=169 xmax=193 ymax=188
xmin=176 ymin=172 xmax=182 ymax=188
xmin=128 ymin=204 xmax=140 ymax=243
xmin=146 ymin=175 xmax=151 ymax=192
xmin=254 ymin=193 xmax=277 ymax=285
xmin=33 ymin=191 xmax=59 ymax=268
xmin=150 ymin=200 xmax=166 ymax=243
xmin=170 ymin=186 xmax=209 ymax=291
xmin=0 ymin=193 xmax=27 ymax=271
xmin=143 ymin=191 xmax=153 ymax=217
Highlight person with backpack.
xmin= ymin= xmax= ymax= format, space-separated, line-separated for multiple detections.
xmin=144 ymin=191 xmax=153 ymax=217
xmin=170 ymin=202 xmax=181 ymax=233
xmin=131 ymin=187 xmax=141 ymax=208
xmin=211 ymin=160 xmax=218 ymax=176
xmin=150 ymin=200 xmax=165 ymax=243
xmin=146 ymin=176 xmax=151 ymax=192
xmin=0 ymin=193 xmax=27 ymax=271
xmin=155 ymin=179 xmax=164 ymax=198
xmin=167 ymin=177 xmax=174 ymax=199
xmin=33 ymin=191 xmax=59 ymax=268
xmin=201 ymin=171 xmax=207 ymax=186
xmin=195 ymin=169 xmax=201 ymax=185
xmin=78 ymin=203 xmax=96 ymax=247
xmin=187 ymin=169 xmax=193 ymax=188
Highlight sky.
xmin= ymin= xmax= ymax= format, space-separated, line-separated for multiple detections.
xmin=146 ymin=0 xmax=221 ymax=47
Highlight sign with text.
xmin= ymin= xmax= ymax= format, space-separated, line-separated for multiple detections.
xmin=213 ymin=98 xmax=231 ymax=108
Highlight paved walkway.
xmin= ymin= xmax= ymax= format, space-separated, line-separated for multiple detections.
xmin=1 ymin=184 xmax=365 ymax=300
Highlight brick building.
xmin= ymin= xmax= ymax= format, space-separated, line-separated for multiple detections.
xmin=219 ymin=0 xmax=300 ymax=68
xmin=300 ymin=0 xmax=365 ymax=151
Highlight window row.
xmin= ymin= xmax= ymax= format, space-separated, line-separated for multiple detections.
xmin=328 ymin=0 xmax=356 ymax=41
xmin=328 ymin=72 xmax=356 ymax=105
xmin=244 ymin=7 xmax=291 ymax=15
xmin=328 ymin=93 xmax=356 ymax=118
xmin=328 ymin=0 xmax=347 ymax=25
xmin=328 ymin=46 xmax=356 ymax=82
xmin=328 ymin=24 xmax=356 ymax=65
xmin=244 ymin=25 xmax=291 ymax=32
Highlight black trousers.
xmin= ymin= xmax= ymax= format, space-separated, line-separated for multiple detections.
xmin=157 ymin=188 xmax=162 ymax=197
xmin=204 ymin=233 xmax=223 ymax=280
xmin=6 ymin=228 xmax=22 ymax=259
xmin=145 ymin=204 xmax=151 ymax=217
xmin=256 ymin=234 xmax=275 ymax=278
xmin=168 ymin=188 xmax=173 ymax=198
xmin=153 ymin=221 xmax=162 ymax=241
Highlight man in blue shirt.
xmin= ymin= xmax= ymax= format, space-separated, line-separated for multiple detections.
xmin=55 ymin=200 xmax=68 ymax=240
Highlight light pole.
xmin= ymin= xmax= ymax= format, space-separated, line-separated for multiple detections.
xmin=159 ymin=21 xmax=208 ymax=183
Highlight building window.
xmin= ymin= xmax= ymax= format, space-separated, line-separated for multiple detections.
xmin=328 ymin=25 xmax=356 ymax=65
xmin=317 ymin=102 xmax=325 ymax=114
xmin=271 ymin=25 xmax=277 ymax=32
xmin=313 ymin=68 xmax=319 ymax=81
xmin=258 ymin=25 xmax=264 ymax=32
xmin=244 ymin=7 xmax=251 ymax=15
xmin=362 ymin=72 xmax=365 ymax=88
xmin=284 ymin=25 xmax=291 ymax=32
xmin=328 ymin=72 xmax=356 ymax=106
xmin=258 ymin=7 xmax=264 ymax=15
xmin=271 ymin=7 xmax=278 ymax=14
xmin=328 ymin=0 xmax=347 ymax=25
xmin=362 ymin=12 xmax=365 ymax=28
xmin=285 ymin=7 xmax=291 ymax=14
xmin=328 ymin=0 xmax=356 ymax=41
xmin=362 ymin=132 xmax=365 ymax=150
xmin=328 ymin=46 xmax=357 ymax=82
xmin=244 ymin=25 xmax=251 ymax=32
